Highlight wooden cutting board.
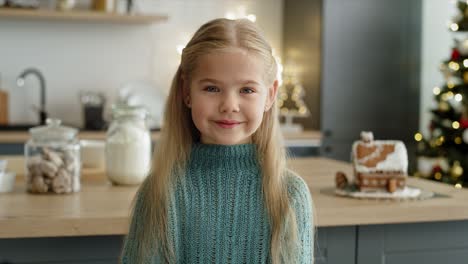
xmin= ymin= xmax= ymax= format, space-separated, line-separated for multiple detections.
xmin=0 ymin=90 xmax=8 ymax=125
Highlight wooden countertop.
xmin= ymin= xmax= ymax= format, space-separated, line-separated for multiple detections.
xmin=1 ymin=156 xmax=467 ymax=238
xmin=0 ymin=131 xmax=160 ymax=143
xmin=0 ymin=130 xmax=322 ymax=147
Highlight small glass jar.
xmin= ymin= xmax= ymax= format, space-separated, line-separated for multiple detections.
xmin=25 ymin=118 xmax=81 ymax=194
xmin=105 ymin=105 xmax=151 ymax=185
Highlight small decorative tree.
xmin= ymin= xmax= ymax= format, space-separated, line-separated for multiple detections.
xmin=277 ymin=71 xmax=310 ymax=133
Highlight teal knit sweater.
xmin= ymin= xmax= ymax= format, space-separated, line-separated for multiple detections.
xmin=121 ymin=144 xmax=314 ymax=263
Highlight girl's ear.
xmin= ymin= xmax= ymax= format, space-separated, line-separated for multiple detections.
xmin=265 ymin=79 xmax=279 ymax=111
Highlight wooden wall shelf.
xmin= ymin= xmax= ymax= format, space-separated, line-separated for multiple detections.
xmin=0 ymin=8 xmax=168 ymax=24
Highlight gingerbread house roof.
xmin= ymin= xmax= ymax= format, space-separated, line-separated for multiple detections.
xmin=351 ymin=133 xmax=408 ymax=174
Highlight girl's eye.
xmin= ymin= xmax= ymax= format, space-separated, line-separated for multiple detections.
xmin=204 ymin=86 xmax=219 ymax=92
xmin=241 ymin=87 xmax=255 ymax=94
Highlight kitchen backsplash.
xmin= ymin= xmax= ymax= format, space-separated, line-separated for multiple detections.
xmin=0 ymin=0 xmax=283 ymax=129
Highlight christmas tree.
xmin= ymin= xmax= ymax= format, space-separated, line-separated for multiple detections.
xmin=415 ymin=0 xmax=468 ymax=188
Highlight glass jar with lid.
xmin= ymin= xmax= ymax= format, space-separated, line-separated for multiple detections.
xmin=106 ymin=105 xmax=152 ymax=185
xmin=25 ymin=118 xmax=81 ymax=194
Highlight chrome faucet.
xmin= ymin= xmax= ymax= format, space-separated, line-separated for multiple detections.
xmin=16 ymin=68 xmax=47 ymax=125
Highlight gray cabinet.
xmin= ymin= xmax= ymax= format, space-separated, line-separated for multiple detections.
xmin=316 ymin=226 xmax=356 ymax=264
xmin=0 ymin=228 xmax=355 ymax=264
xmin=1 ymin=222 xmax=467 ymax=263
xmin=357 ymin=221 xmax=468 ymax=264
xmin=0 ymin=235 xmax=122 ymax=263
xmin=0 ymin=143 xmax=23 ymax=155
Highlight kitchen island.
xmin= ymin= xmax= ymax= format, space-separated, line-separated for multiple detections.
xmin=1 ymin=157 xmax=468 ymax=264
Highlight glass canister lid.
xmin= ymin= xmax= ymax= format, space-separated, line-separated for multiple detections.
xmin=29 ymin=118 xmax=78 ymax=143
xmin=111 ymin=104 xmax=148 ymax=120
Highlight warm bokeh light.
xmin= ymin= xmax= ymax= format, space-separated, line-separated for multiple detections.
xmin=414 ymin=133 xmax=423 ymax=141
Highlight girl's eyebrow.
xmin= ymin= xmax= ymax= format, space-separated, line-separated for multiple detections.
xmin=198 ymin=78 xmax=222 ymax=84
xmin=198 ymin=78 xmax=260 ymax=86
xmin=242 ymin=80 xmax=260 ymax=86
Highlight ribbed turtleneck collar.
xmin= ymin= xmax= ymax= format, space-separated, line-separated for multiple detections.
xmin=189 ymin=143 xmax=259 ymax=170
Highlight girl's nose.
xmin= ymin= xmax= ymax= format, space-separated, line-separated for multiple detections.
xmin=219 ymin=93 xmax=240 ymax=113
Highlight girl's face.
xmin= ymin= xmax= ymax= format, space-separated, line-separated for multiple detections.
xmin=185 ymin=48 xmax=278 ymax=145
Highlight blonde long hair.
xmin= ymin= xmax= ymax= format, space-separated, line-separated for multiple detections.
xmin=127 ymin=18 xmax=299 ymax=263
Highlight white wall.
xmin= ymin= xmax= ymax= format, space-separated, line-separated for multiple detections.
xmin=0 ymin=0 xmax=283 ymax=128
xmin=420 ymin=0 xmax=456 ymax=136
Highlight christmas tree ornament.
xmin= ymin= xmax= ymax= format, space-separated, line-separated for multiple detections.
xmin=436 ymin=136 xmax=445 ymax=146
xmin=463 ymin=128 xmax=468 ymax=143
xmin=451 ymin=161 xmax=464 ymax=178
xmin=448 ymin=97 xmax=464 ymax=113
xmin=448 ymin=76 xmax=461 ymax=85
xmin=418 ymin=157 xmax=450 ymax=178
xmin=440 ymin=62 xmax=449 ymax=74
xmin=439 ymin=101 xmax=450 ymax=112
xmin=447 ymin=81 xmax=456 ymax=89
xmin=449 ymin=61 xmax=460 ymax=71
xmin=434 ymin=128 xmax=443 ymax=137
xmin=463 ymin=71 xmax=468 ymax=83
xmin=457 ymin=38 xmax=468 ymax=55
xmin=460 ymin=116 xmax=468 ymax=128
xmin=451 ymin=48 xmax=461 ymax=61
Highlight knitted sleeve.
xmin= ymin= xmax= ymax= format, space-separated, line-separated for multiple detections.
xmin=285 ymin=169 xmax=315 ymax=264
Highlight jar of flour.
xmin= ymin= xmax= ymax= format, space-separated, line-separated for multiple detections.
xmin=105 ymin=105 xmax=151 ymax=185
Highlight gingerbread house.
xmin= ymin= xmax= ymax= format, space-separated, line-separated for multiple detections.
xmin=352 ymin=131 xmax=408 ymax=193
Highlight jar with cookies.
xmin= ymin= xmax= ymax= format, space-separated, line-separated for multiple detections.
xmin=25 ymin=118 xmax=81 ymax=194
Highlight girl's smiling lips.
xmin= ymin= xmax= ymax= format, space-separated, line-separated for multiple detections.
xmin=214 ymin=119 xmax=243 ymax=128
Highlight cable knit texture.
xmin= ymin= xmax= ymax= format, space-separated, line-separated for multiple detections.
xmin=121 ymin=143 xmax=314 ymax=263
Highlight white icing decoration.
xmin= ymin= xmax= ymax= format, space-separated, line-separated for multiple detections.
xmin=352 ymin=140 xmax=408 ymax=174
xmin=361 ymin=131 xmax=374 ymax=142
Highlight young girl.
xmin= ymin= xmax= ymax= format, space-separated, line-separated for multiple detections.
xmin=121 ymin=18 xmax=314 ymax=264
